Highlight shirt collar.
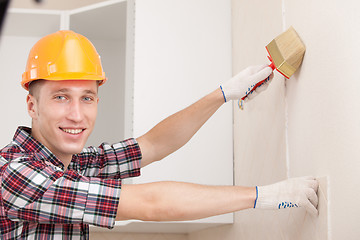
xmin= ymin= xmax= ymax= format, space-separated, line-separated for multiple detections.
xmin=13 ymin=126 xmax=65 ymax=169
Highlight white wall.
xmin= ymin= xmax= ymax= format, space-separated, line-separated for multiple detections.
xmin=86 ymin=39 xmax=126 ymax=147
xmin=132 ymin=0 xmax=233 ymax=186
xmin=0 ymin=36 xmax=35 ymax=147
xmin=91 ymin=0 xmax=233 ymax=237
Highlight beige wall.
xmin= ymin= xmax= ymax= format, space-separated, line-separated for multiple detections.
xmin=285 ymin=0 xmax=360 ymax=239
xmin=190 ymin=0 xmax=360 ymax=239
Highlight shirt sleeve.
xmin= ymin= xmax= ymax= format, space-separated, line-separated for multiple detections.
xmin=1 ymin=156 xmax=121 ymax=229
xmin=74 ymin=138 xmax=142 ymax=179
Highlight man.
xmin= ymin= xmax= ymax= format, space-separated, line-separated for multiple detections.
xmin=0 ymin=30 xmax=318 ymax=239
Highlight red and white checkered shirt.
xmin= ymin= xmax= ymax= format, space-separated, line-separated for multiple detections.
xmin=0 ymin=127 xmax=142 ymax=239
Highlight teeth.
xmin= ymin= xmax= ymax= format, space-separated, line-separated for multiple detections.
xmin=61 ymin=128 xmax=83 ymax=134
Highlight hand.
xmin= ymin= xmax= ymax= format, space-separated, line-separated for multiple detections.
xmin=220 ymin=65 xmax=273 ymax=102
xmin=254 ymin=176 xmax=319 ymax=216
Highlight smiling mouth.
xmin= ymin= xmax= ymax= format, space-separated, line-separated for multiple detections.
xmin=60 ymin=128 xmax=85 ymax=135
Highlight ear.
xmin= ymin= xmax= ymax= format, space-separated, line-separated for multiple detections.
xmin=26 ymin=94 xmax=38 ymax=120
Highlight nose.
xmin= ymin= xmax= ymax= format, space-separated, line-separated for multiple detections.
xmin=67 ymin=99 xmax=83 ymax=123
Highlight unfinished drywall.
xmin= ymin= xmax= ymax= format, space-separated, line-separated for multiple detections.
xmin=284 ymin=0 xmax=360 ymax=239
xmin=190 ymin=0 xmax=360 ymax=239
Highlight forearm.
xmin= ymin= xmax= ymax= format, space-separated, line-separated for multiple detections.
xmin=137 ymin=88 xmax=225 ymax=167
xmin=116 ymin=182 xmax=256 ymax=221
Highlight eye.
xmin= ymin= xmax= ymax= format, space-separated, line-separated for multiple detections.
xmin=83 ymin=96 xmax=94 ymax=102
xmin=55 ymin=95 xmax=66 ymax=101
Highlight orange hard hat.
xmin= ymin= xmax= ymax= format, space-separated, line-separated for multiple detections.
xmin=21 ymin=30 xmax=107 ymax=90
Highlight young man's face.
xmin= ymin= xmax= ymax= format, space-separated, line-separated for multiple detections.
xmin=27 ymin=80 xmax=99 ymax=162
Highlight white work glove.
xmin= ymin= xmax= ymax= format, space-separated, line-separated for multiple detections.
xmin=254 ymin=176 xmax=319 ymax=216
xmin=220 ymin=64 xmax=273 ymax=103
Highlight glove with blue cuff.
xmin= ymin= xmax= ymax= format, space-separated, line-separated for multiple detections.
xmin=220 ymin=64 xmax=273 ymax=103
xmin=254 ymin=176 xmax=319 ymax=216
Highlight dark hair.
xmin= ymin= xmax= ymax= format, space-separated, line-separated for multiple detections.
xmin=28 ymin=80 xmax=45 ymax=99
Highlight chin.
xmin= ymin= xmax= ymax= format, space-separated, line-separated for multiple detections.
xmin=64 ymin=145 xmax=86 ymax=155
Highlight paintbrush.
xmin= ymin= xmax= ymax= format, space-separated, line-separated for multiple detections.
xmin=266 ymin=26 xmax=306 ymax=79
xmin=240 ymin=26 xmax=306 ymax=109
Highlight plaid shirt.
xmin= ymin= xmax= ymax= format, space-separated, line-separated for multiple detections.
xmin=0 ymin=127 xmax=141 ymax=240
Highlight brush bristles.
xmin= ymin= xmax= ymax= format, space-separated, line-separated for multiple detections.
xmin=274 ymin=26 xmax=306 ymax=71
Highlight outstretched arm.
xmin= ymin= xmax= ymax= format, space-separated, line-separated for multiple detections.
xmin=116 ymin=182 xmax=256 ymax=221
xmin=137 ymin=65 xmax=273 ymax=167
xmin=115 ymin=176 xmax=319 ymax=221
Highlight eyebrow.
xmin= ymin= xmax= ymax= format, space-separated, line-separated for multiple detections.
xmin=83 ymin=90 xmax=98 ymax=96
xmin=51 ymin=88 xmax=98 ymax=96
